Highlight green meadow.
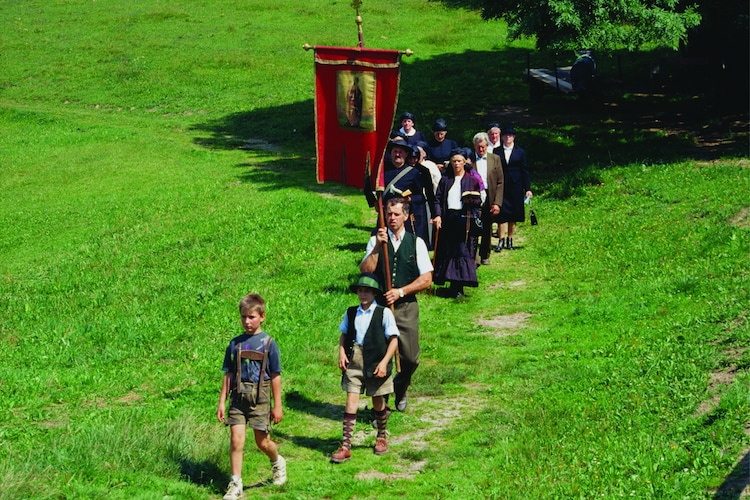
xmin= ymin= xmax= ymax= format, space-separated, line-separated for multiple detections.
xmin=1 ymin=1 xmax=748 ymax=499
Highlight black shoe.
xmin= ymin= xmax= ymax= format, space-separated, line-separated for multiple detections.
xmin=506 ymin=238 xmax=514 ymax=250
xmin=396 ymin=394 xmax=408 ymax=412
xmin=494 ymin=239 xmax=505 ymax=252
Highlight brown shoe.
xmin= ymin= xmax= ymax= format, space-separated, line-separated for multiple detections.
xmin=331 ymin=446 xmax=351 ymax=463
xmin=374 ymin=437 xmax=388 ymax=455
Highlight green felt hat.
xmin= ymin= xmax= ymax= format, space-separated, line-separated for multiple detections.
xmin=350 ymin=273 xmax=382 ymax=293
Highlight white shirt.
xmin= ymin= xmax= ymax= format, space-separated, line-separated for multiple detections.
xmin=474 ymin=156 xmax=488 ymax=186
xmin=474 ymin=156 xmax=488 ymax=204
xmin=339 ymin=301 xmax=399 ymax=344
xmin=363 ymin=227 xmax=434 ymax=276
xmin=447 ymin=174 xmax=464 ymax=210
xmin=503 ymin=145 xmax=513 ymax=164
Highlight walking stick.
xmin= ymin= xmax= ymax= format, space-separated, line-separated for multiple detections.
xmin=376 ymin=192 xmax=401 ymax=373
xmin=429 ymin=224 xmax=440 ymax=296
xmin=465 ymin=208 xmax=471 ymax=243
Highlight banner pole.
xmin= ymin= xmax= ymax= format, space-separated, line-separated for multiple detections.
xmin=352 ymin=0 xmax=364 ymax=48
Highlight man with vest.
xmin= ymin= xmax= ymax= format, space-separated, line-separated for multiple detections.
xmin=360 ymin=197 xmax=434 ymax=412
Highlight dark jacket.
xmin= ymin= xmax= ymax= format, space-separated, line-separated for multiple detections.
xmin=498 ymin=145 xmax=530 ymax=223
xmin=434 ymin=174 xmax=482 ymax=219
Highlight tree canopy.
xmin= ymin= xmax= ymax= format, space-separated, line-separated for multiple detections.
xmin=480 ymin=0 xmax=702 ymax=51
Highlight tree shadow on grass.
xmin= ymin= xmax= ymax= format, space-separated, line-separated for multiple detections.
xmin=190 ymin=48 xmax=748 ymax=201
xmin=172 ymin=454 xmax=226 ymax=494
xmin=713 ymin=449 xmax=749 ymax=499
xmin=285 ymin=390 xmax=343 ymax=422
xmin=274 ymin=429 xmax=341 ymax=457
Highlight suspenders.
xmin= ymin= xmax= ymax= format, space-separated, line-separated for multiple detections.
xmin=234 ymin=337 xmax=272 ymax=403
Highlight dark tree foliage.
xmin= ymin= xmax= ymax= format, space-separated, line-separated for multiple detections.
xmin=479 ymin=0 xmax=702 ymax=51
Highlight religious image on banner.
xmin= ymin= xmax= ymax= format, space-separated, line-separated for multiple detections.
xmin=336 ymin=70 xmax=376 ymax=131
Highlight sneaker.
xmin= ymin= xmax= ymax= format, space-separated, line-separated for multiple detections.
xmin=271 ymin=455 xmax=287 ymax=485
xmin=223 ymin=479 xmax=243 ymax=500
xmin=374 ymin=437 xmax=388 ymax=455
xmin=480 ymin=258 xmax=490 ymax=265
xmin=331 ymin=446 xmax=351 ymax=463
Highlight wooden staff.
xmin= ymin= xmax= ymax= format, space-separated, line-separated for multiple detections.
xmin=376 ymin=192 xmax=401 ymax=373
xmin=428 ymin=223 xmax=440 ymax=296
xmin=465 ymin=208 xmax=471 ymax=242
xmin=432 ymin=223 xmax=441 ymax=268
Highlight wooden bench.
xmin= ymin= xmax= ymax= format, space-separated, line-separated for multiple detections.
xmin=525 ymin=67 xmax=575 ymax=94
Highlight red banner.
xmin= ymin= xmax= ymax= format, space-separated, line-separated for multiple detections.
xmin=314 ymin=46 xmax=402 ymax=189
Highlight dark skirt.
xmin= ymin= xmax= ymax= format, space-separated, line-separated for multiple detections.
xmin=433 ymin=211 xmax=478 ymax=287
xmin=498 ymin=167 xmax=527 ymax=223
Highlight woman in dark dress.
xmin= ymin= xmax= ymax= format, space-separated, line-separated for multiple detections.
xmin=432 ymin=149 xmax=482 ymax=298
xmin=426 ymin=118 xmax=459 ymax=167
xmin=496 ymin=125 xmax=532 ymax=251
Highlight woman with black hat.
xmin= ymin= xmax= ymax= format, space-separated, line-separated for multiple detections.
xmin=392 ymin=112 xmax=427 ymax=146
xmin=431 ymin=149 xmax=482 ymax=298
xmin=426 ymin=118 xmax=459 ymax=167
xmin=496 ymin=125 xmax=532 ymax=251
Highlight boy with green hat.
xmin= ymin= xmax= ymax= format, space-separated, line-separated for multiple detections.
xmin=331 ymin=273 xmax=400 ymax=463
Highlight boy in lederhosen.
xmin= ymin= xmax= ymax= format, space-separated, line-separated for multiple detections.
xmin=217 ymin=293 xmax=286 ymax=499
xmin=331 ymin=273 xmax=400 ymax=463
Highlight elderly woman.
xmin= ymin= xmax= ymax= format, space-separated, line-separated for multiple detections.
xmin=431 ymin=149 xmax=482 ymax=298
xmin=487 ymin=123 xmax=502 ymax=153
xmin=426 ymin=118 xmax=459 ymax=167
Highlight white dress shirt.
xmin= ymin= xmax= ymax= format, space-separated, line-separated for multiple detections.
xmin=363 ymin=227 xmax=434 ymax=276
xmin=474 ymin=156 xmax=488 ymax=204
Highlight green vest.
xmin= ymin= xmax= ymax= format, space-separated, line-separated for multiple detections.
xmin=345 ymin=305 xmax=392 ymax=378
xmin=377 ymin=232 xmax=420 ymax=304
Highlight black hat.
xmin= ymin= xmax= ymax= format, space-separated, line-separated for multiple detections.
xmin=350 ymin=273 xmax=382 ymax=293
xmin=501 ymin=125 xmax=517 ymax=135
xmin=387 ymin=138 xmax=411 ymax=152
xmin=449 ymin=147 xmax=467 ymax=159
xmin=409 ymin=144 xmax=421 ymax=158
xmin=487 ymin=122 xmax=501 ymax=130
xmin=432 ymin=118 xmax=448 ymax=132
xmin=400 ymin=112 xmax=415 ymax=122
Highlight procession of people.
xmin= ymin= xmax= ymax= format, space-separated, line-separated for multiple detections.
xmin=219 ymin=113 xmax=534 ymax=497
xmin=380 ymin=113 xmax=534 ymax=281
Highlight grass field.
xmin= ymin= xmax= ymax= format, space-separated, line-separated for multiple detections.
xmin=1 ymin=1 xmax=748 ymax=499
